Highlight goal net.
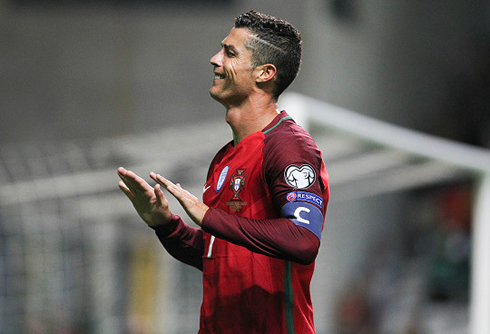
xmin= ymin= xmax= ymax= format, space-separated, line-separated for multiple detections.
xmin=0 ymin=120 xmax=230 ymax=333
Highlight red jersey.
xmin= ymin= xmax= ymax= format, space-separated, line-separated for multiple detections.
xmin=154 ymin=111 xmax=329 ymax=334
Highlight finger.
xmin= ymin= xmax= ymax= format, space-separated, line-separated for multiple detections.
xmin=119 ymin=168 xmax=150 ymax=193
xmin=150 ymin=173 xmax=177 ymax=201
xmin=149 ymin=171 xmax=159 ymax=184
xmin=150 ymin=173 xmax=207 ymax=226
xmin=151 ymin=173 xmax=196 ymax=206
xmin=117 ymin=167 xmax=135 ymax=186
xmin=151 ymin=173 xmax=177 ymax=192
xmin=118 ymin=180 xmax=134 ymax=200
xmin=117 ymin=166 xmax=127 ymax=174
xmin=154 ymin=175 xmax=189 ymax=206
xmin=118 ymin=167 xmax=136 ymax=186
xmin=154 ymin=183 xmax=165 ymax=207
xmin=166 ymin=182 xmax=196 ymax=206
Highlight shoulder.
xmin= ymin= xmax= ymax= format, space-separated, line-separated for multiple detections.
xmin=264 ymin=115 xmax=321 ymax=162
xmin=262 ymin=114 xmax=324 ymax=184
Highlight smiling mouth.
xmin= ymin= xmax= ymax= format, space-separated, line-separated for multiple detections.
xmin=214 ymin=72 xmax=226 ymax=80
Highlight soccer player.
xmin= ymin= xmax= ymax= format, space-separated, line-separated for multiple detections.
xmin=118 ymin=10 xmax=329 ymax=334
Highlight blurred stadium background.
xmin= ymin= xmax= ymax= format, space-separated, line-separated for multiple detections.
xmin=1 ymin=0 xmax=489 ymax=333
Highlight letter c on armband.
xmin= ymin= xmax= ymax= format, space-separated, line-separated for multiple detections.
xmin=294 ymin=207 xmax=311 ymax=224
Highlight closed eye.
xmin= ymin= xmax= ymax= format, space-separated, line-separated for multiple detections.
xmin=222 ymin=43 xmax=237 ymax=58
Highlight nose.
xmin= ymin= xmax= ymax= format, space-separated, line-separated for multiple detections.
xmin=210 ymin=49 xmax=222 ymax=67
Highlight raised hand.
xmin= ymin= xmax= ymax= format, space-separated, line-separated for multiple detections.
xmin=117 ymin=167 xmax=172 ymax=227
xmin=150 ymin=172 xmax=209 ymax=226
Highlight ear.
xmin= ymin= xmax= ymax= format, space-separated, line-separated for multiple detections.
xmin=256 ymin=64 xmax=277 ymax=83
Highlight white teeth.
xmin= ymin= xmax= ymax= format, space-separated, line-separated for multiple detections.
xmin=214 ymin=73 xmax=225 ymax=79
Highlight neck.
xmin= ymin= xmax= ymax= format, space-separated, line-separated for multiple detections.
xmin=225 ymin=98 xmax=279 ymax=145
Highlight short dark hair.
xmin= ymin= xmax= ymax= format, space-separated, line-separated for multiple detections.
xmin=234 ymin=10 xmax=302 ymax=99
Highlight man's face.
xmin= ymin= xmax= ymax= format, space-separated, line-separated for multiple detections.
xmin=209 ymin=28 xmax=258 ymax=107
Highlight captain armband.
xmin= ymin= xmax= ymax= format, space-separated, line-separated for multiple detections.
xmin=280 ymin=201 xmax=323 ymax=241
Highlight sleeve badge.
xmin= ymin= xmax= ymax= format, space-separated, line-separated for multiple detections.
xmin=284 ymin=164 xmax=316 ymax=189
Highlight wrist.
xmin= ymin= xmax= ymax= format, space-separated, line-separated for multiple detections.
xmin=149 ymin=214 xmax=180 ymax=234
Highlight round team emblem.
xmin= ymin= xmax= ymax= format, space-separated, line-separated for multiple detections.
xmin=284 ymin=164 xmax=316 ymax=189
xmin=286 ymin=192 xmax=297 ymax=202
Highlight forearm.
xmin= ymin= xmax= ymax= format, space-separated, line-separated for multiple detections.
xmin=202 ymin=208 xmax=320 ymax=265
xmin=151 ymin=214 xmax=205 ymax=270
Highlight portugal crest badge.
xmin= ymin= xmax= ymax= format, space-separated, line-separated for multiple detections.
xmin=227 ymin=168 xmax=247 ymax=212
xmin=229 ymin=168 xmax=246 ymax=201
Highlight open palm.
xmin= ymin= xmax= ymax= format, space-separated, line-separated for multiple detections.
xmin=117 ymin=167 xmax=172 ymax=227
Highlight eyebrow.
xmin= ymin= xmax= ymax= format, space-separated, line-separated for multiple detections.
xmin=221 ymin=43 xmax=239 ymax=54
